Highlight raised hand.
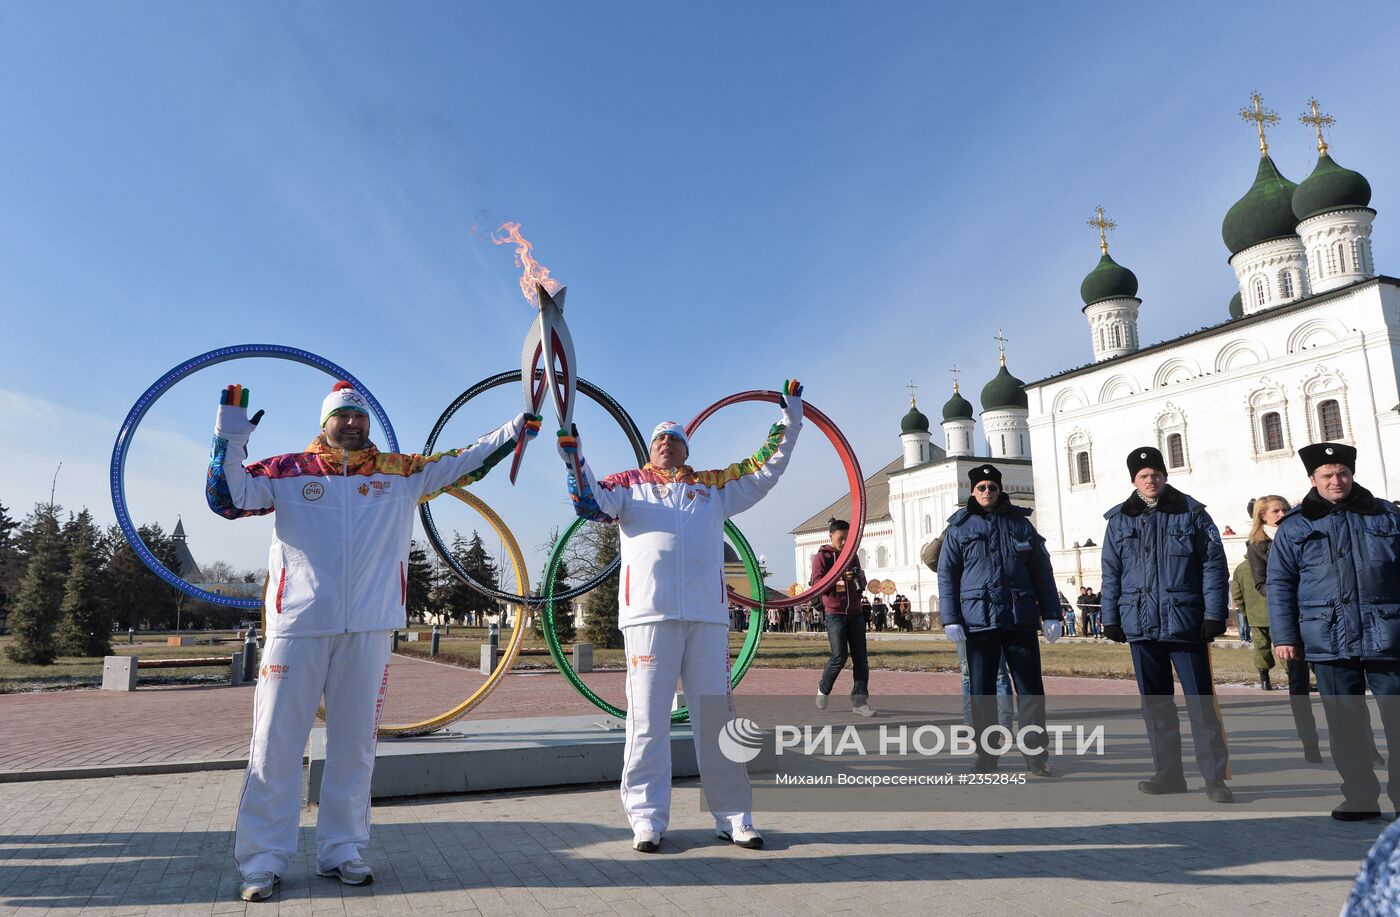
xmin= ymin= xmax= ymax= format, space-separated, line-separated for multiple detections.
xmin=216 ymin=384 xmax=265 ymax=438
xmin=779 ymin=378 xmax=804 ymax=425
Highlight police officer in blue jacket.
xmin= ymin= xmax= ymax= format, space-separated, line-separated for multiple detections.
xmin=1267 ymin=442 xmax=1400 ymax=820
xmin=938 ymin=464 xmax=1063 ymax=775
xmin=1100 ymin=447 xmax=1233 ymax=803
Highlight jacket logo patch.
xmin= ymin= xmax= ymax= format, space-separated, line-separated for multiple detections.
xmin=630 ymin=654 xmax=657 ymax=670
xmin=651 ymin=485 xmax=669 ymax=498
xmin=302 ymin=482 xmax=324 ymax=501
xmin=369 ymin=480 xmax=391 ymax=497
xmin=358 ymin=483 xmax=370 ymax=496
xmin=687 ymin=488 xmax=710 ymax=502
xmin=261 ymin=664 xmax=289 ymax=681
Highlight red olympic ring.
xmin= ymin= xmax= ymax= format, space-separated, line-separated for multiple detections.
xmin=686 ymin=391 xmax=865 ymax=610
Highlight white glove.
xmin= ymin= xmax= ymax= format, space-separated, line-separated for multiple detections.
xmin=944 ymin=623 xmax=966 ymax=643
xmin=214 ymin=384 xmax=264 ymax=440
xmin=779 ymin=379 xmax=803 ymax=426
xmin=1042 ymin=620 xmax=1063 ymax=644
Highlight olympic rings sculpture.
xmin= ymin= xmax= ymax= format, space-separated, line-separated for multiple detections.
xmin=419 ymin=370 xmax=649 ymax=605
xmin=686 ymin=390 xmax=865 ymax=609
xmin=110 ymin=344 xmax=399 ymax=608
xmin=540 ymin=515 xmax=766 ymax=722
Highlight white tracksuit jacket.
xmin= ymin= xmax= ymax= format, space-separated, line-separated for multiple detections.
xmin=566 ymin=408 xmax=801 ymax=835
xmin=209 ymin=410 xmax=529 ymax=877
xmin=207 ymin=414 xmax=529 ymax=636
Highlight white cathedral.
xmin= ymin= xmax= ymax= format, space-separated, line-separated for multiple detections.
xmin=793 ymin=94 xmax=1396 ymax=618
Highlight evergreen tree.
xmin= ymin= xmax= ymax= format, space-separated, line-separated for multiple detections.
xmin=101 ymin=523 xmax=182 ymax=630
xmin=5 ymin=506 xmax=64 ymax=664
xmin=56 ymin=514 xmax=111 ymax=657
xmin=0 ymin=500 xmax=18 ymax=634
xmin=457 ymin=531 xmax=499 ymax=625
xmin=405 ymin=540 xmax=437 ymax=622
xmin=582 ymin=523 xmax=623 ymax=648
xmin=533 ymin=530 xmax=575 ymax=643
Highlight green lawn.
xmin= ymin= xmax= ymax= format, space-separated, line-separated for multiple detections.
xmin=0 ymin=635 xmax=242 ymax=693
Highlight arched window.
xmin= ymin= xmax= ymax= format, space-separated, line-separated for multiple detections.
xmin=1075 ymin=450 xmax=1092 ymax=485
xmin=1262 ymin=412 xmax=1284 ymax=452
xmin=1109 ymin=324 xmax=1123 ymax=349
xmin=876 ymin=545 xmax=888 ymax=568
xmin=1166 ymin=433 xmax=1185 ymax=469
xmin=1335 ymin=241 xmax=1348 ymax=274
xmin=858 ymin=548 xmax=868 ymax=568
xmin=1279 ymin=270 xmax=1295 ymax=299
xmin=1318 ymin=399 xmax=1344 ymax=440
xmin=1352 ymin=240 xmax=1365 ymax=274
xmin=923 ymin=514 xmax=932 ymax=535
xmin=1253 ymin=276 xmax=1267 ymax=307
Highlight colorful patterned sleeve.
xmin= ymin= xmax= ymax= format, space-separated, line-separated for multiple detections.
xmin=206 ymin=435 xmax=275 ymax=520
xmin=413 ymin=416 xmax=522 ymax=502
xmin=568 ymin=463 xmax=632 ymax=523
xmin=700 ymin=418 xmax=801 ymax=517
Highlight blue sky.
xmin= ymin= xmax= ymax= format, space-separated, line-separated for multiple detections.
xmin=3 ymin=2 xmax=1399 ymax=586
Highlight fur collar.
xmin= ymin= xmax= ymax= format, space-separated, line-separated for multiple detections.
xmin=1120 ymin=484 xmax=1190 ymax=518
xmin=1299 ymin=483 xmax=1382 ymax=521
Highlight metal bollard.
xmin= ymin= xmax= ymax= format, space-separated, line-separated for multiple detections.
xmin=488 ymin=621 xmax=500 ymax=652
xmin=444 ymin=624 xmax=450 ymax=638
xmin=242 ymin=626 xmax=259 ymax=683
xmin=393 ymin=630 xmax=400 ymax=652
xmin=128 ymin=627 xmax=135 ymax=644
xmin=431 ymin=624 xmax=441 ymax=657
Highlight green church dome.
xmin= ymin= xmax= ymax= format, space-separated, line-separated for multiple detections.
xmin=941 ymin=387 xmax=973 ymax=421
xmin=980 ymin=363 xmax=1028 ymax=412
xmin=1229 ymin=290 xmax=1243 ymax=319
xmin=900 ymin=400 xmax=930 ymax=434
xmin=1292 ymin=153 xmax=1372 ymax=222
xmin=1222 ymin=156 xmax=1300 ymax=256
xmin=1080 ymin=252 xmax=1140 ymax=306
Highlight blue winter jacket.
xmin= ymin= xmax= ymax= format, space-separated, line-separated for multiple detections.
xmin=937 ymin=495 xmax=1061 ymax=632
xmin=1099 ymin=486 xmax=1227 ymax=644
xmin=1266 ymin=484 xmax=1400 ymax=663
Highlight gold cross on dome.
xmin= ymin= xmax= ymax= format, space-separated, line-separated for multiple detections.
xmin=906 ymin=380 xmax=918 ymax=405
xmin=993 ymin=330 xmax=1009 ymax=366
xmin=1087 ymin=205 xmax=1116 ymax=255
xmin=949 ymin=364 xmax=961 ymax=393
xmin=1240 ymin=91 xmax=1279 ymax=156
xmin=1300 ymin=97 xmax=1335 ymax=156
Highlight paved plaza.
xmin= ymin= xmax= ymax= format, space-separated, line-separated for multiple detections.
xmin=0 ymin=769 xmax=1382 ymax=917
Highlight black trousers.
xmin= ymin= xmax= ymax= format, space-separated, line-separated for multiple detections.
xmin=1313 ymin=658 xmax=1400 ymax=810
xmin=1130 ymin=641 xmax=1229 ymax=782
xmin=819 ymin=612 xmax=869 ymax=702
xmin=966 ymin=629 xmax=1047 ymax=766
xmin=1285 ymin=656 xmax=1320 ymax=748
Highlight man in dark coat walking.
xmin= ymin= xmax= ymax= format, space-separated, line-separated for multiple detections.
xmin=1100 ymin=446 xmax=1233 ymax=803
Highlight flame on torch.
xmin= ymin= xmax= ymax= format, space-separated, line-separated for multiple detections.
xmin=491 ymin=222 xmax=562 ymax=308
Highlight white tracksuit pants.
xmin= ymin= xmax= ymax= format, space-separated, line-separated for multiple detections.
xmin=621 ymin=621 xmax=753 ymax=834
xmin=234 ymin=630 xmax=391 ymax=877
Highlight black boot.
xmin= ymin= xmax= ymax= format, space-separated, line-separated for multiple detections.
xmin=1259 ymin=669 xmax=1273 ymax=691
xmin=1138 ymin=774 xmax=1189 ymax=795
xmin=1302 ymin=740 xmax=1323 ymax=764
xmin=1205 ymin=780 xmax=1234 ymax=804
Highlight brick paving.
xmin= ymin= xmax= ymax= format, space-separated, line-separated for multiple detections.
xmin=0 ymin=654 xmax=1255 ymax=777
xmin=0 ymin=769 xmax=1380 ymax=916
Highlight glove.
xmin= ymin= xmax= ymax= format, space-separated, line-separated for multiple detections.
xmin=1042 ymin=620 xmax=1063 ymax=644
xmin=943 ymin=623 xmax=966 ymax=643
xmin=519 ymin=412 xmax=542 ymax=441
xmin=215 ymin=384 xmax=264 ymax=439
xmin=778 ymin=378 xmax=803 ymax=426
xmin=557 ymin=423 xmax=580 ymax=464
xmin=1103 ymin=623 xmax=1127 ymax=644
xmin=1200 ymin=618 xmax=1228 ymax=642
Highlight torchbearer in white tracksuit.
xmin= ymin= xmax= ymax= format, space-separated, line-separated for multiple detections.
xmin=557 ymin=380 xmax=804 ymax=853
xmin=207 ymin=381 xmax=539 ymax=902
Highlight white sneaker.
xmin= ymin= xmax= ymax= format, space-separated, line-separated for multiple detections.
xmin=716 ymin=823 xmax=764 ymax=849
xmin=632 ymin=827 xmax=661 ymax=853
xmin=852 ymin=702 xmax=875 ymax=717
xmin=815 ymin=692 xmax=829 ymax=710
xmin=239 ymin=872 xmax=280 ymax=902
xmin=317 ymin=858 xmax=373 ymax=886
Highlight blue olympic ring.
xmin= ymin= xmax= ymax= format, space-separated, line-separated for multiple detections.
xmin=110 ymin=344 xmax=398 ymax=608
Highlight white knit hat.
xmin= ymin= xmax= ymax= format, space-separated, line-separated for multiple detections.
xmin=320 ymin=381 xmax=370 ymax=427
xmin=650 ymin=420 xmax=689 ymax=449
